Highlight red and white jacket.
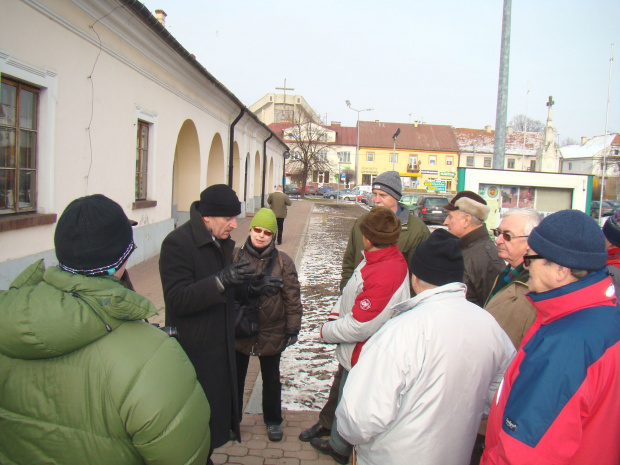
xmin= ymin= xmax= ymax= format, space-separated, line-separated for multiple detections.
xmin=321 ymin=244 xmax=409 ymax=371
xmin=482 ymin=268 xmax=620 ymax=465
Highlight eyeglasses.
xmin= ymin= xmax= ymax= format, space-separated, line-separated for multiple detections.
xmin=252 ymin=227 xmax=273 ymax=237
xmin=523 ymin=254 xmax=544 ymax=267
xmin=491 ymin=228 xmax=529 ymax=242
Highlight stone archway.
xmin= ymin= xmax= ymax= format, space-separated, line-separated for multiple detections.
xmin=253 ymin=150 xmax=262 ymax=208
xmin=172 ymin=120 xmax=200 ymax=227
xmin=268 ymin=158 xmax=275 ymax=192
xmin=206 ymin=133 xmax=225 ymax=187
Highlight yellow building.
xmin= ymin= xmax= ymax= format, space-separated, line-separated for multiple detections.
xmin=357 ymin=121 xmax=459 ymax=193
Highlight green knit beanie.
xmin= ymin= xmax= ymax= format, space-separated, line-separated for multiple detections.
xmin=250 ymin=208 xmax=278 ymax=235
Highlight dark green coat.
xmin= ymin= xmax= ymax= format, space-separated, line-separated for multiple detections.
xmin=340 ymin=204 xmax=430 ymax=290
xmin=0 ymin=260 xmax=210 ymax=465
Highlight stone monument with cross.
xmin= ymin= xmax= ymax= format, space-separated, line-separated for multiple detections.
xmin=536 ymin=95 xmax=561 ymax=173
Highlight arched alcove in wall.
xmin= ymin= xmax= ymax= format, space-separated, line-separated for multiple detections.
xmin=172 ymin=119 xmax=200 ymax=226
xmin=268 ymin=158 xmax=275 ymax=191
xmin=253 ymin=150 xmax=261 ymax=198
xmin=206 ymin=133 xmax=225 ymax=187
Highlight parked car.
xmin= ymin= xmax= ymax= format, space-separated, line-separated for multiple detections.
xmin=591 ymin=200 xmax=615 ymax=219
xmin=305 ymin=185 xmax=317 ymax=195
xmin=283 ymin=184 xmax=301 ymax=196
xmin=413 ymin=195 xmax=452 ymax=224
xmin=324 ymin=189 xmax=356 ymax=200
xmin=400 ymin=193 xmax=421 ymax=208
xmin=316 ymin=185 xmax=335 ymax=196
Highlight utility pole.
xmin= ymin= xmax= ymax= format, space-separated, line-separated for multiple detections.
xmin=492 ymin=0 xmax=512 ymax=170
xmin=599 ymin=43 xmax=615 ymax=225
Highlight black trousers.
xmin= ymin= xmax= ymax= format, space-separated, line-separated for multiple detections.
xmin=236 ymin=351 xmax=283 ymax=425
xmin=276 ymin=217 xmax=285 ymax=244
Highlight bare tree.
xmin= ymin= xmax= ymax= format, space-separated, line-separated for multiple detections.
xmin=510 ymin=114 xmax=545 ymax=134
xmin=560 ymin=136 xmax=578 ymax=147
xmin=284 ymin=113 xmax=336 ymax=197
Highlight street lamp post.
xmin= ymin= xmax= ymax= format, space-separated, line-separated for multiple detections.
xmin=346 ymin=100 xmax=373 ymax=187
xmin=392 ymin=128 xmax=401 ymax=171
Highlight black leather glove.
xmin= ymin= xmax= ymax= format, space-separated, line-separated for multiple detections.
xmin=216 ymin=260 xmax=255 ymax=291
xmin=285 ymin=329 xmax=299 ymax=347
xmin=248 ymin=274 xmax=284 ymax=298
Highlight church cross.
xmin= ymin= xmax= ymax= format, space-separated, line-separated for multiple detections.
xmin=546 ymin=95 xmax=555 ymax=108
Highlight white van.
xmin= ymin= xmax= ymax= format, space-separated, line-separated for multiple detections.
xmin=352 ymin=185 xmax=372 ymax=196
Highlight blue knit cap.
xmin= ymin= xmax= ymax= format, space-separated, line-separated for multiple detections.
xmin=527 ymin=209 xmax=607 ymax=271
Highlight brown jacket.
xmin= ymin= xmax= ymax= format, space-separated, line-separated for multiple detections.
xmin=461 ymin=224 xmax=504 ymax=307
xmin=233 ymin=238 xmax=302 ymax=356
xmin=267 ymin=191 xmax=292 ymax=218
xmin=484 ymin=267 xmax=537 ymax=350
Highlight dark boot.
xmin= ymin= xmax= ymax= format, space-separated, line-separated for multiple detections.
xmin=299 ymin=422 xmax=331 ymax=442
xmin=310 ymin=438 xmax=349 ymax=464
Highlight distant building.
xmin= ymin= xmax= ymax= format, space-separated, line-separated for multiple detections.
xmin=357 ymin=121 xmax=459 ymax=193
xmin=455 ymin=126 xmax=543 ymax=171
xmin=268 ymin=121 xmax=358 ymax=187
xmin=561 ymin=134 xmax=620 ymax=177
xmin=0 ymin=0 xmax=287 ymax=289
xmin=250 ymin=92 xmax=323 ymax=125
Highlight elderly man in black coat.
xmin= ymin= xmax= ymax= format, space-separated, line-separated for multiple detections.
xmin=160 ymin=185 xmax=279 ymax=459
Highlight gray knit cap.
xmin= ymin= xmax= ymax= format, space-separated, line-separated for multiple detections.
xmin=372 ymin=171 xmax=402 ymax=200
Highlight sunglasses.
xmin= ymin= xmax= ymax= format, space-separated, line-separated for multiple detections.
xmin=523 ymin=254 xmax=544 ymax=267
xmin=252 ymin=227 xmax=273 ymax=237
xmin=491 ymin=228 xmax=529 ymax=242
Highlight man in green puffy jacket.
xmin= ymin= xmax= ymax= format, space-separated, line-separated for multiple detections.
xmin=0 ymin=195 xmax=211 ymax=465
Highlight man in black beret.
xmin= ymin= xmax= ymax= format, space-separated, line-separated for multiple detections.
xmin=159 ymin=184 xmax=259 ymax=460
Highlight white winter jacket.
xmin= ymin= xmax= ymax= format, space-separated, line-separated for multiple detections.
xmin=335 ymin=283 xmax=516 ymax=465
xmin=321 ymin=245 xmax=409 ymax=371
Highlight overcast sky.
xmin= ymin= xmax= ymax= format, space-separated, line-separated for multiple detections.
xmin=140 ymin=0 xmax=618 ymax=143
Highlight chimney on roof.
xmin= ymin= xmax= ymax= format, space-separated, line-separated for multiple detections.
xmin=331 ymin=121 xmax=341 ymax=126
xmin=155 ymin=9 xmax=167 ymax=26
xmin=581 ymin=136 xmax=589 ymax=146
xmin=485 ymin=125 xmax=493 ymax=133
xmin=507 ymin=125 xmax=514 ymax=134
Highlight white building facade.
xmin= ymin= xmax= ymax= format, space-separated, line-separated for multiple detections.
xmin=0 ymin=0 xmax=287 ymax=288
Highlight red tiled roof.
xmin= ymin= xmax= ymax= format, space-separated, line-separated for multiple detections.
xmin=455 ymin=127 xmax=543 ymax=156
xmin=268 ymin=122 xmax=358 ymax=146
xmin=358 ymin=121 xmax=459 ymax=152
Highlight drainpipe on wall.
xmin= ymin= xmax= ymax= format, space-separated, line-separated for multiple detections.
xmin=228 ymin=109 xmax=245 ymax=188
xmin=261 ymin=134 xmax=273 ymax=207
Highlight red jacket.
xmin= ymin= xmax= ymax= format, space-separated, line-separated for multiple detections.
xmin=482 ymin=268 xmax=620 ymax=465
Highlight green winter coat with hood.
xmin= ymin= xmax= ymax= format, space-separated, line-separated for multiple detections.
xmin=0 ymin=260 xmax=211 ymax=465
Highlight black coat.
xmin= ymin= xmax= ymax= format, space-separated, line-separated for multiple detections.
xmin=159 ymin=202 xmax=240 ymax=447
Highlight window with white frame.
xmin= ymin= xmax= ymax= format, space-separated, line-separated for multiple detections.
xmin=429 ymin=155 xmax=436 ymax=166
xmin=390 ymin=152 xmax=398 ymax=164
xmin=317 ymin=151 xmax=328 ymax=161
xmin=367 ymin=152 xmax=374 ymax=162
xmin=0 ymin=77 xmax=39 ymax=214
xmin=507 ymin=159 xmax=516 ymax=169
xmin=466 ymin=156 xmax=474 ymax=167
xmin=338 ymin=151 xmax=351 ymax=163
xmin=446 ymin=156 xmax=453 ymax=166
xmin=136 ymin=121 xmax=149 ymax=200
xmin=409 ymin=154 xmax=417 ymax=168
xmin=484 ymin=157 xmax=492 ymax=168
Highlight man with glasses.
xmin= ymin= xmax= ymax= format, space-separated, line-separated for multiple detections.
xmin=444 ymin=191 xmax=504 ymax=307
xmin=471 ymin=208 xmax=541 ymax=464
xmin=482 ymin=209 xmax=620 ymax=465
xmin=160 ymin=185 xmax=256 ymax=462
